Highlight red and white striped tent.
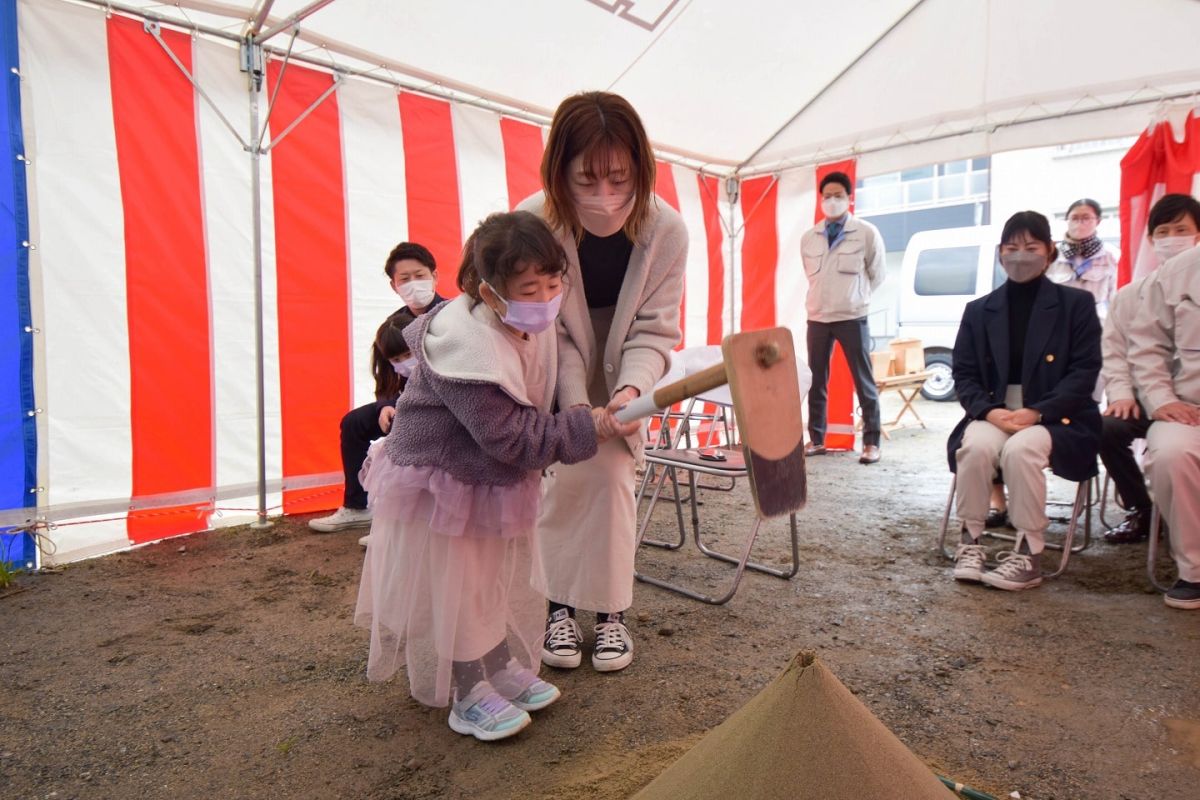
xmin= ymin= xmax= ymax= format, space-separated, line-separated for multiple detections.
xmin=6 ymin=0 xmax=1200 ymax=565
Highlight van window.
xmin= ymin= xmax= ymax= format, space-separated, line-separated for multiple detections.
xmin=991 ymin=246 xmax=1005 ymax=289
xmin=914 ymin=246 xmax=980 ymax=296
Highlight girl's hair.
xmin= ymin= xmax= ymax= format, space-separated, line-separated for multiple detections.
xmin=371 ymin=309 xmax=417 ymax=401
xmin=1065 ymin=198 xmax=1102 ymax=220
xmin=1000 ymin=211 xmax=1059 ymax=262
xmin=541 ymin=91 xmax=656 ymax=243
xmin=456 ymin=211 xmax=568 ymax=301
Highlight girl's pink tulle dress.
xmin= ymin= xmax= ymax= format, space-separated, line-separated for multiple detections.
xmin=353 ymin=298 xmax=562 ymax=708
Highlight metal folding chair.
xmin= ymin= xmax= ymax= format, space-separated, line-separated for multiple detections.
xmin=1146 ymin=507 xmax=1174 ymax=592
xmin=635 ymin=445 xmax=799 ymax=605
xmin=937 ymin=471 xmax=1093 ymax=578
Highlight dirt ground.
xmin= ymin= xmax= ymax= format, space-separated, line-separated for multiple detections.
xmin=2 ymin=395 xmax=1198 ymax=800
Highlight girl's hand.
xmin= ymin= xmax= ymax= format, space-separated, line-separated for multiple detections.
xmin=591 ymin=407 xmax=614 ymax=443
xmin=604 ymin=388 xmax=644 ymax=438
xmin=379 ymin=406 xmax=396 ymax=434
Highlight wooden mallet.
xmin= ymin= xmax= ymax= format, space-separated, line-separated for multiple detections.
xmin=615 ymin=327 xmax=806 ymax=517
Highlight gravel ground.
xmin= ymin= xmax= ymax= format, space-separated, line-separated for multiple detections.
xmin=2 ymin=394 xmax=1198 ymax=799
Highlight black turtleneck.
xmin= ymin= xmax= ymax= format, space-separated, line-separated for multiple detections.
xmin=1006 ymin=277 xmax=1044 ymax=383
xmin=578 ymin=230 xmax=634 ymax=308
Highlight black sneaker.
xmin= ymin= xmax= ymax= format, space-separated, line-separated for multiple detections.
xmin=541 ymin=608 xmax=583 ymax=669
xmin=592 ymin=613 xmax=633 ymax=672
xmin=1164 ymin=579 xmax=1200 ymax=610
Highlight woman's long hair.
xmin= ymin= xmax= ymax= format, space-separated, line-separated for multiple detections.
xmin=540 ymin=91 xmax=656 ymax=244
xmin=370 ymin=309 xmax=417 ymax=401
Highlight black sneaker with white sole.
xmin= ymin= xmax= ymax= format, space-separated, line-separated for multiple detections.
xmin=542 ymin=608 xmax=583 ymax=669
xmin=592 ymin=613 xmax=633 ymax=672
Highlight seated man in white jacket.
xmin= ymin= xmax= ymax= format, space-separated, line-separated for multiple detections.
xmin=800 ymin=172 xmax=887 ymax=464
xmin=1099 ymin=194 xmax=1200 ymax=542
xmin=1129 ymin=227 xmax=1200 ymax=610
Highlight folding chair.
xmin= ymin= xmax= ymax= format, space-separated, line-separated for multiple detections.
xmin=635 ymin=444 xmax=799 ymax=605
xmin=936 ymin=471 xmax=1093 ymax=578
xmin=638 ymin=349 xmax=739 ymax=505
xmin=1146 ymin=506 xmax=1173 ymax=592
xmin=630 ymin=328 xmax=809 ymax=605
xmin=638 ymin=399 xmax=737 ymax=511
xmin=1099 ymin=472 xmax=1124 ymax=530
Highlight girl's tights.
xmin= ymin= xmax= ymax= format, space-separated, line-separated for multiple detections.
xmin=451 ymin=639 xmax=511 ymax=693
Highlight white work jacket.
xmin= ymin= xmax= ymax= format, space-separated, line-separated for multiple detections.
xmin=800 ymin=215 xmax=886 ymax=323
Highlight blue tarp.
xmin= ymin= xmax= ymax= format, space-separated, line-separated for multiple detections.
xmin=1 ymin=0 xmax=37 ymax=570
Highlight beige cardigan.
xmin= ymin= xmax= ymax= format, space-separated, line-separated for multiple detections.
xmin=519 ymin=192 xmax=688 ymax=410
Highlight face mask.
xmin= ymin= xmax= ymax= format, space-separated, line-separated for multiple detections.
xmin=484 ymin=281 xmax=564 ymax=335
xmin=390 ymin=356 xmax=416 ymax=377
xmin=821 ymin=196 xmax=849 ymax=220
xmin=1153 ymin=235 xmax=1197 ymax=264
xmin=395 ymin=278 xmax=435 ymax=309
xmin=1000 ymin=251 xmax=1048 ymax=284
xmin=572 ymin=191 xmax=635 ymax=237
xmin=1066 ymin=219 xmax=1098 ymax=240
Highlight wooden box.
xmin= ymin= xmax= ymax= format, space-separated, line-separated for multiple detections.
xmin=870 ymin=351 xmax=895 ymax=382
xmin=889 ymin=338 xmax=924 ymax=375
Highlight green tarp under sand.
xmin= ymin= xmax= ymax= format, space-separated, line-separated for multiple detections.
xmin=634 ymin=651 xmax=956 ymax=799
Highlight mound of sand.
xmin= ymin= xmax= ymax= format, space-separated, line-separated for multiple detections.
xmin=634 ymin=651 xmax=955 ymax=799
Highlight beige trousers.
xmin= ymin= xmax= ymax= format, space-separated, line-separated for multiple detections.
xmin=1145 ymin=421 xmax=1200 ymax=582
xmin=532 ymin=436 xmax=637 ymax=613
xmin=955 ymin=420 xmax=1053 ymax=553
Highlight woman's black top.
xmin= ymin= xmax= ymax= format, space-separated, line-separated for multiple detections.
xmin=1006 ymin=276 xmax=1044 ymax=383
xmin=578 ymin=230 xmax=634 ymax=309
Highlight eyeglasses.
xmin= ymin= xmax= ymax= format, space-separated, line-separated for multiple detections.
xmin=1067 ymin=215 xmax=1098 ymax=223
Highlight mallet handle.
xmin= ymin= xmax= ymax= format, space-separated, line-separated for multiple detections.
xmin=613 ymin=363 xmax=729 ymax=423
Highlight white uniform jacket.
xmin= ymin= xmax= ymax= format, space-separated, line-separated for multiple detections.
xmin=800 ymin=215 xmax=886 ymax=324
xmin=1128 ymin=245 xmax=1200 ymax=414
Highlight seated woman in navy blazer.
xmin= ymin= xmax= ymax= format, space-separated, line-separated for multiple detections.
xmin=948 ymin=211 xmax=1102 ymax=591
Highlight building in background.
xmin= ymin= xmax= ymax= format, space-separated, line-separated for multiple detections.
xmin=860 ymin=138 xmax=1132 ymax=341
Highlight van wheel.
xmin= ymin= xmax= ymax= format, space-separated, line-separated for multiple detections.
xmin=921 ymin=353 xmax=956 ymax=402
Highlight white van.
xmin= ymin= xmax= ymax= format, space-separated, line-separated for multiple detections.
xmin=896 ymin=225 xmax=1003 ymax=401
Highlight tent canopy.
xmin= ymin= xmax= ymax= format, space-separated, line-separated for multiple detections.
xmin=95 ymin=0 xmax=1200 ymax=175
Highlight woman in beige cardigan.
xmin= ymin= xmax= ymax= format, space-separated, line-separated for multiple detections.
xmin=521 ymin=92 xmax=688 ymax=673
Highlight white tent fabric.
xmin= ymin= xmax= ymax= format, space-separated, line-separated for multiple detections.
xmin=72 ymin=0 xmax=1200 ymax=174
xmin=10 ymin=0 xmax=1200 ymax=565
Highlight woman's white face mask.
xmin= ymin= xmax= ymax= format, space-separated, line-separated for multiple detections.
xmin=1066 ymin=212 xmax=1099 ymax=241
xmin=568 ymin=151 xmax=636 ymax=237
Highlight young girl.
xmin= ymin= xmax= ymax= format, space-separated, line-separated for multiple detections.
xmin=354 ymin=210 xmax=629 ymax=741
xmin=345 ymin=311 xmax=419 ymax=546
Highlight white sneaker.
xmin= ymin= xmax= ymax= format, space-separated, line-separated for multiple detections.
xmin=357 ymin=535 xmax=370 ymax=547
xmin=952 ymin=541 xmax=987 ymax=583
xmin=447 ymin=680 xmax=531 ymax=741
xmin=592 ymin=614 xmax=633 ymax=672
xmin=308 ymin=506 xmax=372 ymax=532
xmin=542 ymin=609 xmax=583 ymax=669
xmin=489 ymin=658 xmax=561 ymax=711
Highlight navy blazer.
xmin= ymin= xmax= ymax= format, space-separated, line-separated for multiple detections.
xmin=946 ymin=277 xmax=1102 ymax=482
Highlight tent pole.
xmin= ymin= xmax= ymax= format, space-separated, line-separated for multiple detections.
xmin=254 ymin=0 xmax=338 ymax=45
xmin=245 ymin=38 xmax=272 ymax=530
xmin=245 ymin=0 xmax=277 ymax=38
xmin=725 ymin=177 xmax=739 ymax=334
